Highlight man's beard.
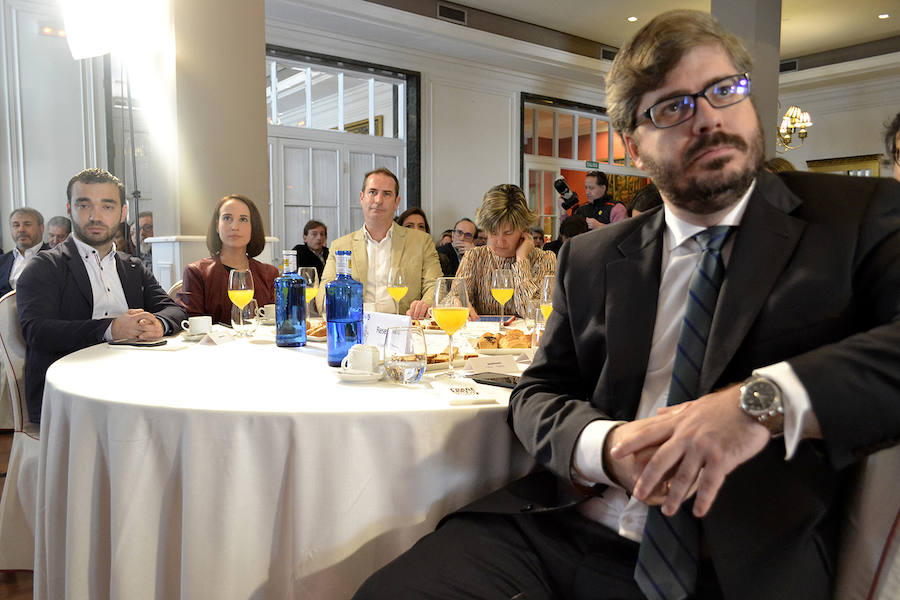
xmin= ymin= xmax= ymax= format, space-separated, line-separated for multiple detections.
xmin=641 ymin=128 xmax=764 ymax=215
xmin=73 ymin=221 xmax=116 ymax=246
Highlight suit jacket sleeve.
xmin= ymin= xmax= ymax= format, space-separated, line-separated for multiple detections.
xmin=136 ymin=259 xmax=186 ymax=332
xmin=17 ymin=253 xmax=112 ymax=354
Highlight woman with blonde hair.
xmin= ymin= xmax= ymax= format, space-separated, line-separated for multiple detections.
xmin=455 ymin=184 xmax=556 ymax=319
xmin=176 ymin=194 xmax=279 ymax=324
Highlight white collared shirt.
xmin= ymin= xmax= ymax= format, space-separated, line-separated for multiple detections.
xmin=363 ymin=225 xmax=395 ymax=312
xmin=572 ymin=180 xmax=812 ymax=542
xmin=10 ymin=243 xmax=43 ymax=290
xmin=72 ymin=236 xmax=130 ymax=339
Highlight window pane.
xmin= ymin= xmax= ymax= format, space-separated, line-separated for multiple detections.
xmin=537 ymin=110 xmax=554 ymax=157
xmin=312 ymin=149 xmax=338 ymax=206
xmin=284 ymin=206 xmax=311 ymax=247
xmin=342 ymin=74 xmax=371 ymax=133
xmin=309 ymin=70 xmax=338 ymax=130
xmin=596 ymin=120 xmax=611 ymax=163
xmin=558 ymin=113 xmax=574 ymax=160
xmin=312 ymin=207 xmax=339 ymax=241
xmin=612 ymin=128 xmax=628 ymax=165
xmin=523 ymin=107 xmax=534 ymax=155
xmin=577 ymin=117 xmax=592 ymax=161
xmin=268 ymin=62 xmax=308 ymax=127
xmin=372 ymin=80 xmax=394 ymax=137
xmin=283 ymin=147 xmax=310 ymax=206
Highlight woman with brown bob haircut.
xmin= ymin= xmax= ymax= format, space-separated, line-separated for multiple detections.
xmin=176 ymin=194 xmax=279 ymax=324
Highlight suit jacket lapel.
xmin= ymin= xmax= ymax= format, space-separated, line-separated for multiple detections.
xmin=351 ymin=227 xmax=368 ymax=286
xmin=604 ymin=210 xmax=665 ymax=418
xmin=115 ymin=253 xmax=143 ymax=308
xmin=701 ymin=173 xmax=806 ymax=391
xmin=390 ymin=223 xmax=405 ymax=271
xmin=61 ymin=238 xmax=95 ymax=307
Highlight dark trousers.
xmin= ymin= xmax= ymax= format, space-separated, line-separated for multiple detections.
xmin=354 ymin=509 xmax=724 ymax=599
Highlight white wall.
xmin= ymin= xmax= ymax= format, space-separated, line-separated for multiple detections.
xmin=776 ymin=53 xmax=900 ymax=175
xmin=0 ymin=0 xmax=104 ymax=249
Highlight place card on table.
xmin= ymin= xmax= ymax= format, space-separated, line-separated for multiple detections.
xmin=464 ymin=354 xmax=518 ymax=373
xmin=363 ymin=311 xmax=412 ymax=356
xmin=432 ymin=380 xmax=499 ymax=406
xmin=199 ymin=329 xmax=235 ymax=345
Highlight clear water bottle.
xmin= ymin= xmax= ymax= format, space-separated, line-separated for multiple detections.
xmin=275 ymin=250 xmax=306 ymax=347
xmin=325 ymin=250 xmax=363 ymax=367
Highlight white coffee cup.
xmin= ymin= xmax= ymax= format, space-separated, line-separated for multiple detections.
xmin=341 ymin=344 xmax=380 ymax=373
xmin=256 ymin=303 xmax=276 ymax=322
xmin=181 ymin=315 xmax=212 ymax=335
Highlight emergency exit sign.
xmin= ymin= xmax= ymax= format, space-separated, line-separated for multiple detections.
xmin=585 ymin=161 xmax=599 ymax=168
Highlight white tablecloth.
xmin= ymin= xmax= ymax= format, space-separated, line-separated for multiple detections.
xmin=34 ymin=329 xmax=534 ymax=599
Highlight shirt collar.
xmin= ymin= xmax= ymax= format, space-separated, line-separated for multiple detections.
xmin=16 ymin=243 xmax=42 ymax=259
xmin=72 ymin=235 xmax=117 ymax=261
xmin=663 ymin=178 xmax=755 ymax=250
xmin=363 ymin=223 xmax=394 ymax=245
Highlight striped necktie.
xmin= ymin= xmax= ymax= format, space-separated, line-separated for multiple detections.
xmin=635 ymin=225 xmax=733 ymax=600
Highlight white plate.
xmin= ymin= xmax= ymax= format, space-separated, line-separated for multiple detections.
xmin=425 ymin=359 xmax=467 ymax=371
xmin=181 ymin=332 xmax=207 ymax=342
xmin=307 ymin=335 xmax=326 ymax=342
xmin=337 ymin=368 xmax=384 ymax=383
xmin=477 ymin=347 xmax=532 ymax=355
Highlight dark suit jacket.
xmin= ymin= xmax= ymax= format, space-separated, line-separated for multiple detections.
xmin=293 ymin=243 xmax=328 ymax=279
xmin=0 ymin=242 xmax=51 ymax=296
xmin=16 ymin=237 xmax=186 ymax=423
xmin=436 ymin=243 xmax=461 ymax=276
xmin=461 ymin=172 xmax=900 ymax=599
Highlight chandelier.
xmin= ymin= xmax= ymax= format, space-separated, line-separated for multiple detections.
xmin=777 ymin=105 xmax=813 ymax=150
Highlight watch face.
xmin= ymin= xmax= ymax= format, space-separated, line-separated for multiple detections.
xmin=743 ymin=380 xmax=776 ymax=412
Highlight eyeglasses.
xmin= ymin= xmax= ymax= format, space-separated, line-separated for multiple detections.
xmin=453 ymin=229 xmax=474 ymax=240
xmin=637 ymin=73 xmax=751 ymax=129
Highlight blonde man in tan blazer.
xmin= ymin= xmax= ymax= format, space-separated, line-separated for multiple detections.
xmin=316 ymin=168 xmax=442 ymax=319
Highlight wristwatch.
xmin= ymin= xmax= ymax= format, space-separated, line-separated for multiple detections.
xmin=739 ymin=375 xmax=784 ymax=436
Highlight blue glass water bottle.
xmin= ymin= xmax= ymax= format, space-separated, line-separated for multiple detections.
xmin=325 ymin=250 xmax=363 ymax=366
xmin=275 ymin=250 xmax=307 ymax=347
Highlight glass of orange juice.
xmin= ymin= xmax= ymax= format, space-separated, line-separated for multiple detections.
xmin=228 ymin=268 xmax=254 ymax=336
xmin=540 ymin=274 xmax=554 ymax=321
xmin=432 ymin=276 xmax=469 ymax=378
xmin=387 ymin=267 xmax=408 ymax=315
xmin=491 ymin=269 xmax=513 ymax=332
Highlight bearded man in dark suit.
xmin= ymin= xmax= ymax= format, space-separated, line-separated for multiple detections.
xmin=354 ymin=10 xmax=900 ymax=600
xmin=17 ymin=168 xmax=185 ymax=424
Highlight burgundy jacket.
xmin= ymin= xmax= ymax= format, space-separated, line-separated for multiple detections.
xmin=176 ymin=256 xmax=279 ymax=324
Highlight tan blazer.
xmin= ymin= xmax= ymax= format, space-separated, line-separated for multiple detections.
xmin=316 ymin=223 xmax=443 ymax=315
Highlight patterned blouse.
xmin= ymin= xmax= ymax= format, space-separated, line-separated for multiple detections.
xmin=455 ymin=245 xmax=556 ymax=317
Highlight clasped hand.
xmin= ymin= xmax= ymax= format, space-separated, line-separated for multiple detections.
xmin=605 ymin=384 xmax=770 ymax=518
xmin=111 ymin=308 xmax=164 ymax=340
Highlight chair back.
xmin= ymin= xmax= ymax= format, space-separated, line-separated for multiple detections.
xmin=168 ymin=279 xmax=183 ymax=298
xmin=0 ymin=291 xmax=27 ymax=431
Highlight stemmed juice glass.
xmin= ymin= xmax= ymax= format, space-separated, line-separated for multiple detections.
xmin=491 ymin=269 xmax=513 ymax=331
xmin=432 ymin=277 xmax=469 ymax=378
xmin=228 ymin=269 xmax=254 ymax=336
xmin=299 ymin=267 xmax=319 ymax=319
xmin=541 ymin=274 xmax=554 ymax=321
xmin=387 ymin=267 xmax=408 ymax=315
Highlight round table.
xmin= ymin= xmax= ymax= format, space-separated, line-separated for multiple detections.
xmin=34 ymin=329 xmax=533 ymax=599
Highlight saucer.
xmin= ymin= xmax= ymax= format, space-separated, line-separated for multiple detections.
xmin=337 ymin=368 xmax=383 ymax=383
xmin=181 ymin=331 xmax=208 ymax=342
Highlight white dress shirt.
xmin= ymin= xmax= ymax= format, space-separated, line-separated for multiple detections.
xmin=9 ymin=243 xmax=43 ymax=290
xmin=572 ymin=180 xmax=812 ymax=542
xmin=72 ymin=237 xmax=130 ymax=339
xmin=363 ymin=225 xmax=396 ymax=312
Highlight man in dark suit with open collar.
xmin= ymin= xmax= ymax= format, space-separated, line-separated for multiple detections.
xmin=355 ymin=10 xmax=900 ymax=600
xmin=16 ymin=168 xmax=185 ymax=425
xmin=0 ymin=207 xmax=50 ymax=296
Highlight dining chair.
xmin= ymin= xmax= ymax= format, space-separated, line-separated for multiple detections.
xmin=167 ymin=279 xmax=183 ymax=298
xmin=0 ymin=290 xmax=40 ymax=570
xmin=833 ymin=445 xmax=900 ymax=599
